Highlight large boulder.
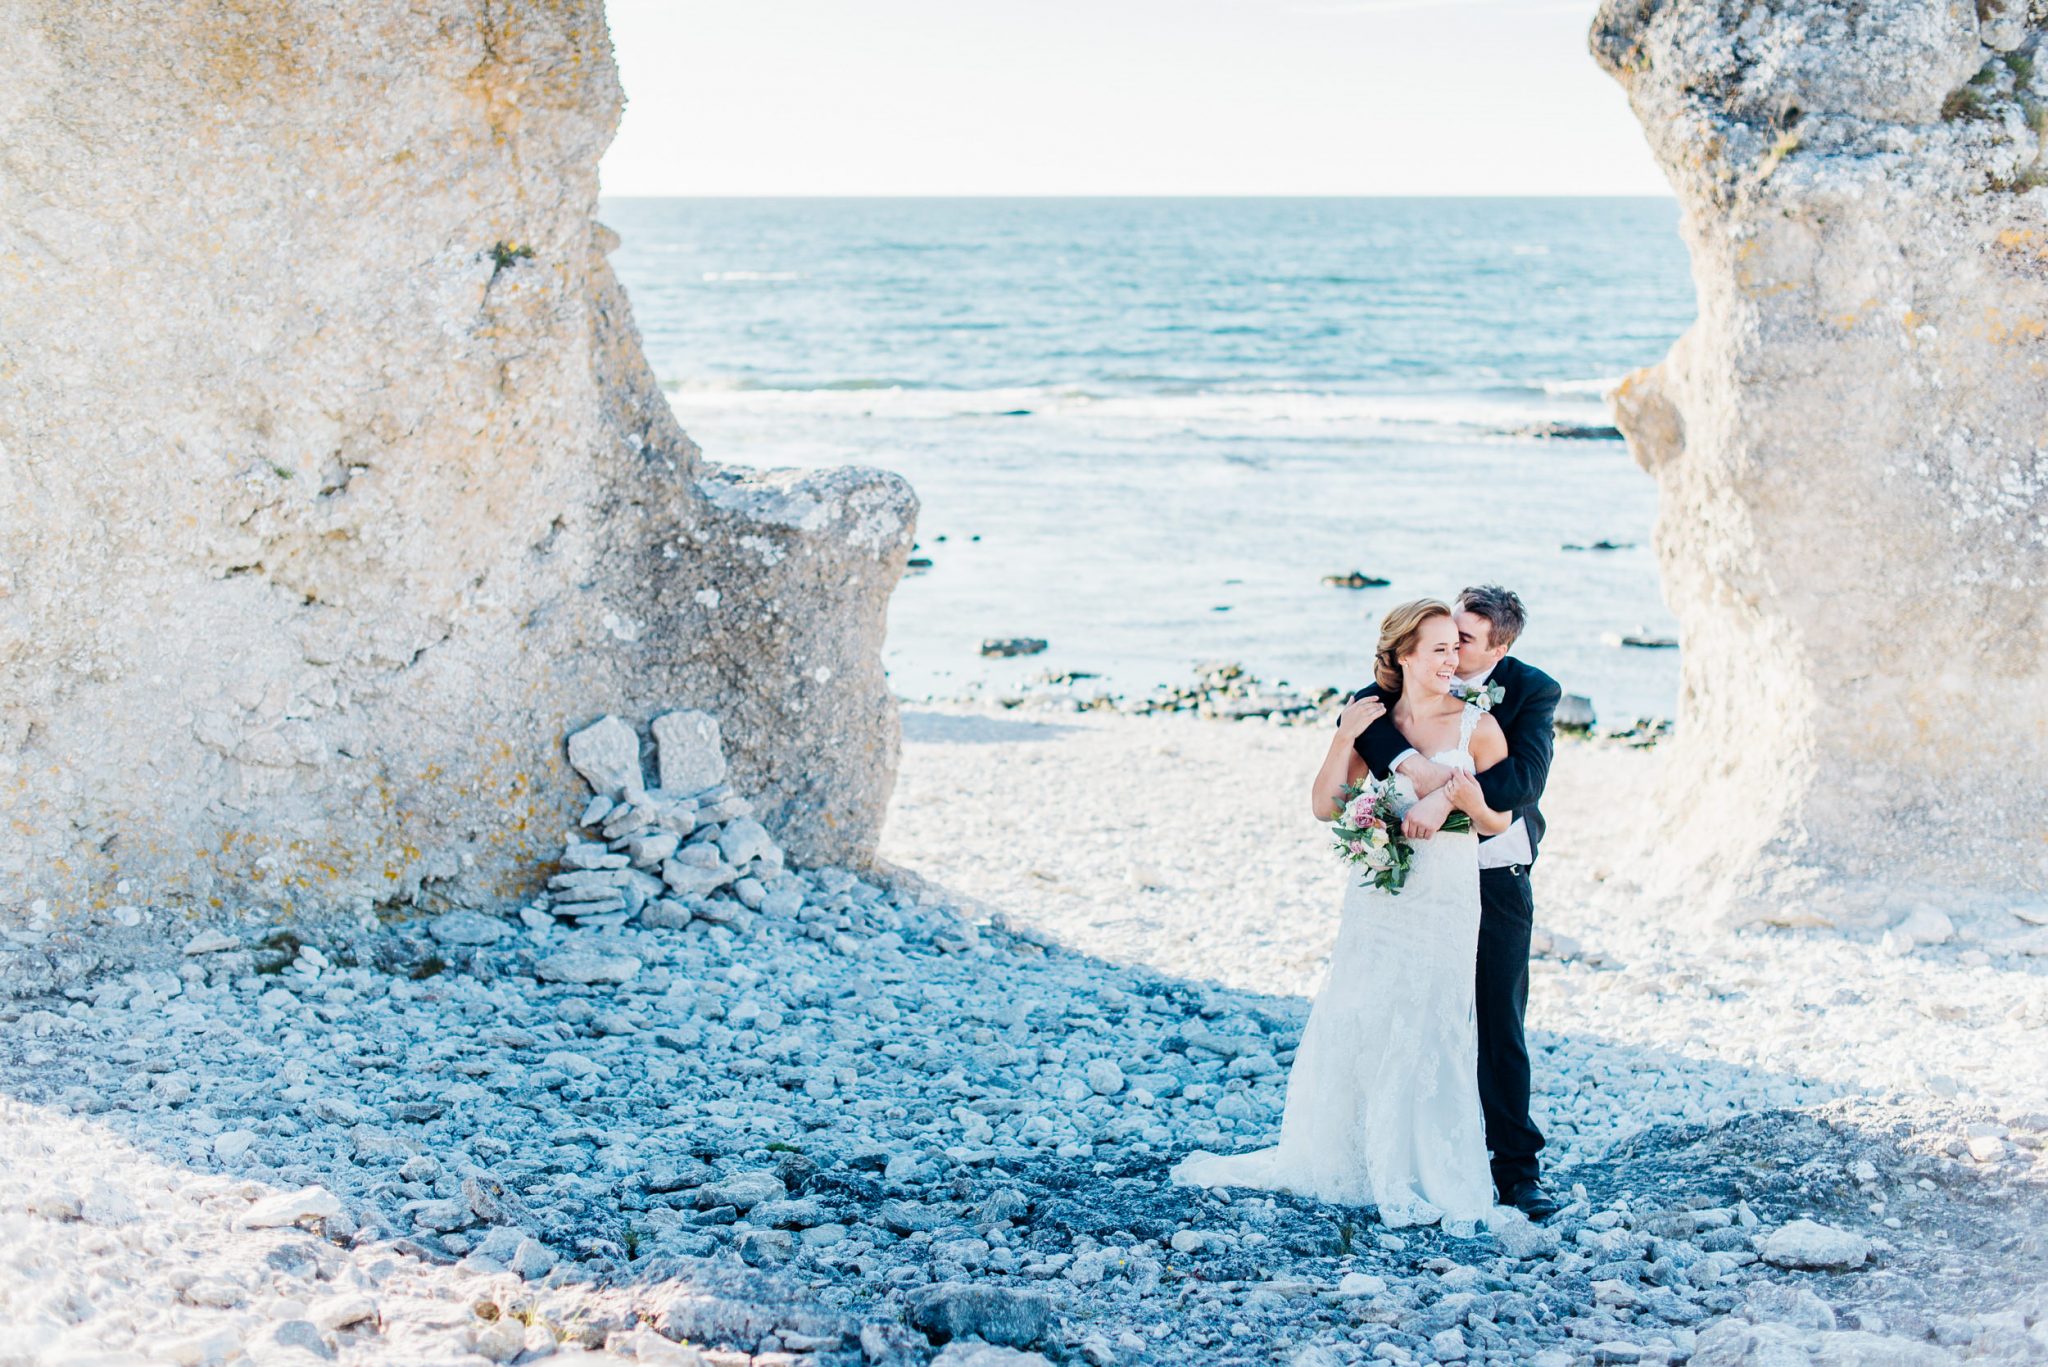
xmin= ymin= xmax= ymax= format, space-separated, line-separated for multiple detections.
xmin=0 ymin=2 xmax=913 ymax=947
xmin=1593 ymin=0 xmax=2048 ymax=924
xmin=908 ymin=1284 xmax=1055 ymax=1350
xmin=1759 ymin=1219 xmax=1871 ymax=1272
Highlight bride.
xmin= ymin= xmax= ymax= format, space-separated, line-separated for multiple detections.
xmin=1171 ymin=599 xmax=1514 ymax=1231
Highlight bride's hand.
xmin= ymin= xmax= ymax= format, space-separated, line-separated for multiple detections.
xmin=1444 ymin=770 xmax=1484 ymax=813
xmin=1402 ymin=789 xmax=1453 ymax=841
xmin=1336 ymin=696 xmax=1385 ymax=739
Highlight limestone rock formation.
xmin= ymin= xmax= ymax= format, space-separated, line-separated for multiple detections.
xmin=0 ymin=2 xmax=914 ymax=935
xmin=1594 ymin=0 xmax=2048 ymax=923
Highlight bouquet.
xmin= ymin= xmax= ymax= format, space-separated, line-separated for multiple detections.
xmin=1331 ymin=775 xmax=1471 ymax=894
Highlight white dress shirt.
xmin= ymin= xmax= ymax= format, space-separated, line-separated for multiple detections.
xmin=1391 ymin=661 xmax=1534 ymax=870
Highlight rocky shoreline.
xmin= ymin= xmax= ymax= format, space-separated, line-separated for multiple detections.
xmin=2 ymin=711 xmax=2042 ymax=1365
xmin=921 ymin=663 xmax=1673 ymax=751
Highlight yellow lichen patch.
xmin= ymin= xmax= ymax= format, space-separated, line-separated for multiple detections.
xmin=1758 ymin=130 xmax=1801 ymax=181
xmin=1993 ymin=228 xmax=2048 ymax=261
xmin=1981 ymin=307 xmax=2048 ymax=346
xmin=1611 ymin=371 xmax=1645 ymax=403
xmin=187 ymin=0 xmax=314 ymax=104
xmin=1902 ymin=310 xmax=1925 ymax=332
xmin=1732 ymin=251 xmax=1800 ymax=298
xmin=1987 ymin=229 xmax=2048 ymax=286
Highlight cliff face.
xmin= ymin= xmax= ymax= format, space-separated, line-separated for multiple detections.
xmin=0 ymin=3 xmax=914 ymax=933
xmin=1594 ymin=1 xmax=2048 ymax=923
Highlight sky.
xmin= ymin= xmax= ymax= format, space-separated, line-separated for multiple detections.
xmin=598 ymin=0 xmax=1669 ymax=197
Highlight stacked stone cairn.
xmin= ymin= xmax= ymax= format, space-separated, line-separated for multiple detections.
xmin=537 ymin=711 xmax=784 ymax=936
xmin=456 ymin=711 xmax=933 ymax=986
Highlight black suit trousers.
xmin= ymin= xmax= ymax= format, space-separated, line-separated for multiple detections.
xmin=1478 ymin=865 xmax=1544 ymax=1190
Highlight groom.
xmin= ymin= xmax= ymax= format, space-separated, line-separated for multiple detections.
xmin=1343 ymin=585 xmax=1563 ymax=1221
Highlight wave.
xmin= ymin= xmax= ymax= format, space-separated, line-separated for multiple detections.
xmin=698 ymin=270 xmax=804 ymax=282
xmin=673 ymin=376 xmax=936 ymax=393
xmin=1539 ymin=374 xmax=1628 ymax=396
xmin=661 ymin=379 xmax=1621 ymax=441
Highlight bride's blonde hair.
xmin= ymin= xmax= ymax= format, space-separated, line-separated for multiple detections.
xmin=1374 ymin=599 xmax=1453 ymax=695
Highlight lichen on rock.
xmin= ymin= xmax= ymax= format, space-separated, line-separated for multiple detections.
xmin=0 ymin=1 xmax=914 ymax=942
xmin=1593 ymin=0 xmax=2048 ymax=924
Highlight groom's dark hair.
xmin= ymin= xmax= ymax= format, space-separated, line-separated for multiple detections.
xmin=1457 ymin=585 xmax=1526 ymax=650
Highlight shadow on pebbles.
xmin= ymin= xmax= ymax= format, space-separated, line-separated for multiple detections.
xmin=1 ymin=729 xmax=2044 ymax=1366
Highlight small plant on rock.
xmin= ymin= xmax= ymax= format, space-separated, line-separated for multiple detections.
xmin=1944 ymin=87 xmax=1987 ymax=120
xmin=1989 ymin=166 xmax=2048 ymax=193
xmin=486 ymin=240 xmax=535 ymax=283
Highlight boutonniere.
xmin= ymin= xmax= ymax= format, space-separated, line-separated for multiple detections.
xmin=1451 ymin=681 xmax=1506 ymax=713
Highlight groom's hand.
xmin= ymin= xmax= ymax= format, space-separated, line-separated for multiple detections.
xmin=1396 ymin=755 xmax=1456 ymax=797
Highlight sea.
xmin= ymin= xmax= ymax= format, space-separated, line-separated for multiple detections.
xmin=601 ymin=197 xmax=1696 ymax=725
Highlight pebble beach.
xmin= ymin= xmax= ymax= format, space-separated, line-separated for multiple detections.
xmin=1 ymin=704 xmax=2044 ymax=1366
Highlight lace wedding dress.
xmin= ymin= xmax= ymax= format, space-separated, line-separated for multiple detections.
xmin=1171 ymin=703 xmax=1498 ymax=1232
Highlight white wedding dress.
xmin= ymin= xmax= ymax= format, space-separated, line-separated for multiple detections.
xmin=1171 ymin=703 xmax=1499 ymax=1232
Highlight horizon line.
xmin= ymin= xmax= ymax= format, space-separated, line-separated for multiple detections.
xmin=597 ymin=191 xmax=1678 ymax=201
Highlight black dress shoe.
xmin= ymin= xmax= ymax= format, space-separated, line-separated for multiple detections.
xmin=1501 ymin=1179 xmax=1561 ymax=1222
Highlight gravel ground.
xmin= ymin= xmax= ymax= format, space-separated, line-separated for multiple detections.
xmin=0 ymin=705 xmax=2041 ymax=1366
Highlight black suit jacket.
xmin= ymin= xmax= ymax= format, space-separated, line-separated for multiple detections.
xmin=1340 ymin=655 xmax=1562 ymax=861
